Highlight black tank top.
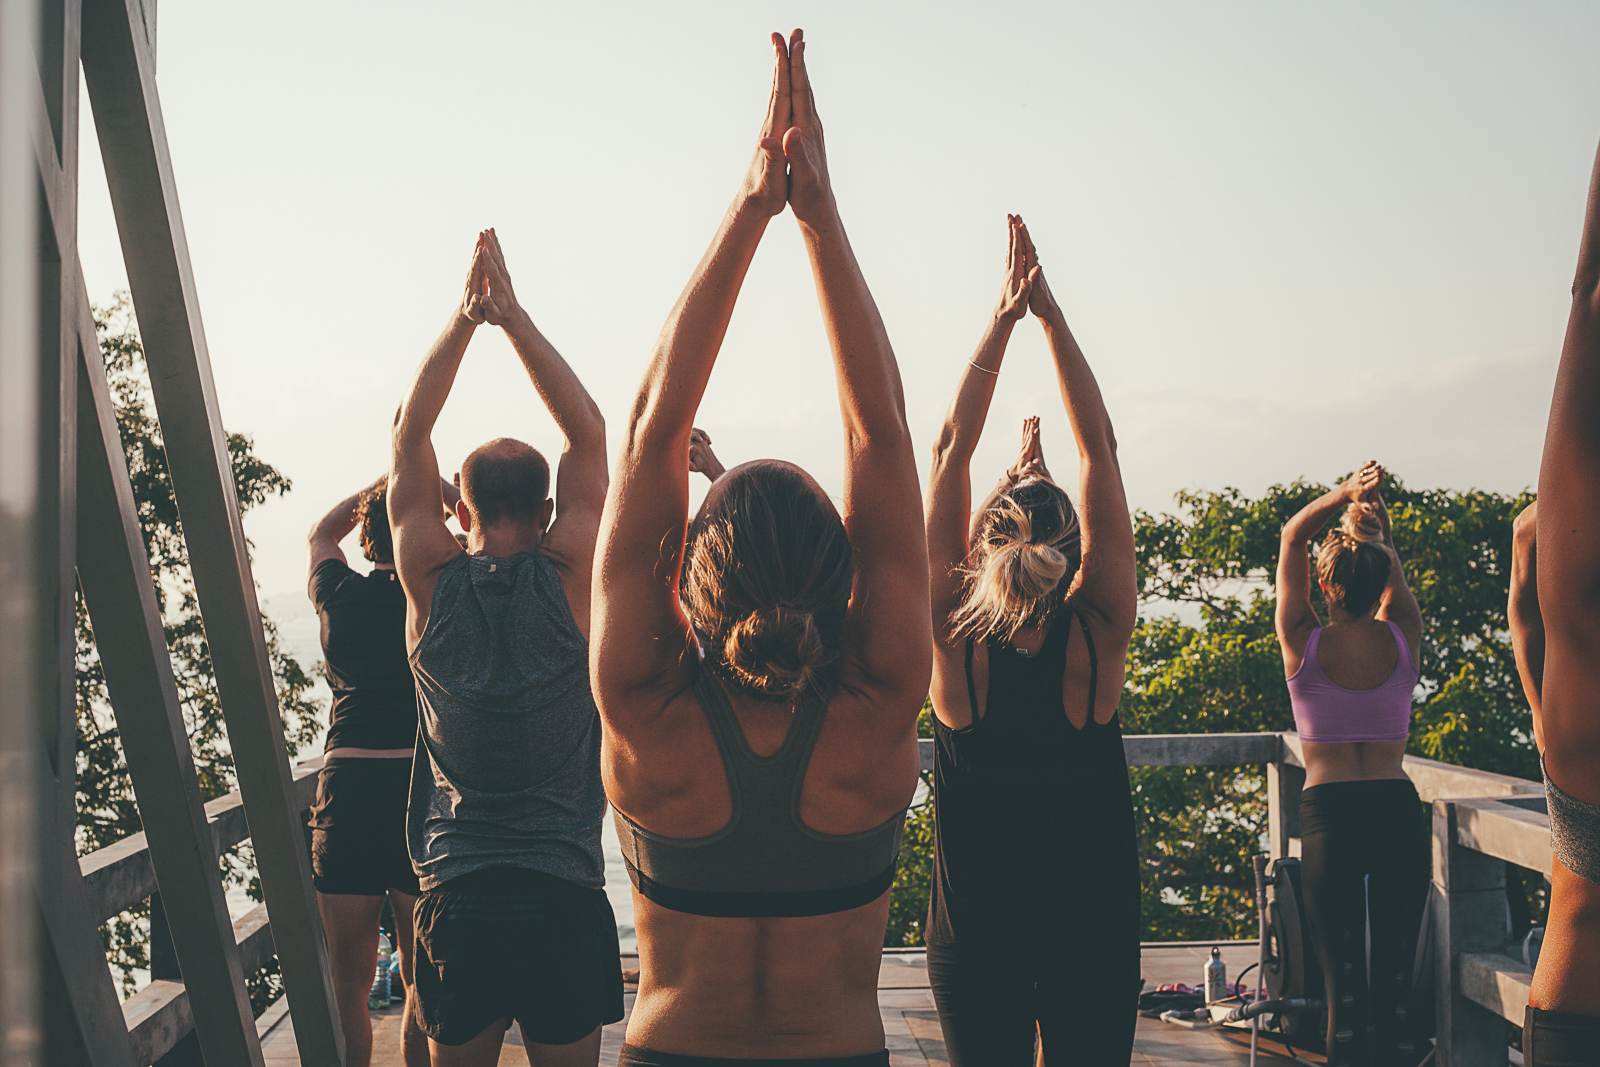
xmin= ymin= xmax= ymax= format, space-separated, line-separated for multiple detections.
xmin=928 ymin=611 xmax=1139 ymax=947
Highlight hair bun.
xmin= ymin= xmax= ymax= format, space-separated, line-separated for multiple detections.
xmin=1339 ymin=502 xmax=1383 ymax=544
xmin=722 ymin=605 xmax=831 ymax=700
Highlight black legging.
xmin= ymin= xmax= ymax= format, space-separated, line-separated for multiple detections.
xmin=926 ymin=941 xmax=1140 ymax=1065
xmin=1300 ymin=778 xmax=1429 ymax=1067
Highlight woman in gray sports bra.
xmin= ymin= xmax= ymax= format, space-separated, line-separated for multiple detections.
xmin=591 ymin=29 xmax=931 ymax=1067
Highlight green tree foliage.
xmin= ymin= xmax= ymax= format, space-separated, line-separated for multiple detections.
xmin=1126 ymin=477 xmax=1536 ymax=938
xmin=887 ymin=477 xmax=1535 ymax=944
xmin=78 ymin=294 xmax=323 ymax=1009
xmin=885 ymin=702 xmax=936 ymax=947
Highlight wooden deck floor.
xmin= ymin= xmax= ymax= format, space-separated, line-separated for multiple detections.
xmin=258 ymin=944 xmax=1325 ymax=1065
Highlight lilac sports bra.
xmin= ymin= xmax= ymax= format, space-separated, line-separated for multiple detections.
xmin=1287 ymin=621 xmax=1417 ymax=744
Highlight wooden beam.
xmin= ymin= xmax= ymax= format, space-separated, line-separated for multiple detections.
xmin=78 ymin=4 xmax=344 ymax=1060
xmin=79 ymin=759 xmax=321 ymax=924
xmin=0 ymin=0 xmax=43 ymax=1059
xmin=1453 ymin=796 xmax=1552 ymax=878
xmin=122 ymin=906 xmax=279 ymax=1067
xmin=75 ymin=283 xmax=264 ymax=1066
xmin=1457 ymin=951 xmax=1533 ymax=1027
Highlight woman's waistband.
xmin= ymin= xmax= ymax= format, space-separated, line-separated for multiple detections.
xmin=1300 ymin=777 xmax=1421 ymax=836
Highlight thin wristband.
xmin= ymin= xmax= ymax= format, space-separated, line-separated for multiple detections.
xmin=968 ymin=360 xmax=1000 ymax=376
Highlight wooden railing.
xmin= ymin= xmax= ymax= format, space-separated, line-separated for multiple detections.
xmin=91 ymin=735 xmax=1546 ymax=1066
xmin=79 ymin=758 xmax=322 ymax=1066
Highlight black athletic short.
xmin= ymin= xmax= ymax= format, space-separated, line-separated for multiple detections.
xmin=307 ymin=757 xmax=420 ymax=897
xmin=413 ymin=867 xmax=624 ymax=1046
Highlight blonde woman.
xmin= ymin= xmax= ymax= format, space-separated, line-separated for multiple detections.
xmin=1275 ymin=465 xmax=1426 ymax=1067
xmin=924 ymin=216 xmax=1140 ymax=1065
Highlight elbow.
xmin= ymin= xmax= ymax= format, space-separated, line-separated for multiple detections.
xmin=572 ymin=402 xmax=606 ymax=454
xmin=929 ymin=424 xmax=969 ymax=477
xmin=1094 ymin=425 xmax=1119 ymax=459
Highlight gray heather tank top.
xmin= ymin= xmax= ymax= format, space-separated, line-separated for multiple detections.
xmin=612 ymin=668 xmax=905 ymax=917
xmin=407 ymin=550 xmax=605 ymax=891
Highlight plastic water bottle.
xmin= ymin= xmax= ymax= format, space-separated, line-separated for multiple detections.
xmin=1204 ymin=946 xmax=1227 ymax=1004
xmin=369 ymin=931 xmax=392 ymax=1010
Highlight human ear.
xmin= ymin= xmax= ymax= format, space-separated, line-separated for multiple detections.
xmin=455 ymin=499 xmax=473 ymax=532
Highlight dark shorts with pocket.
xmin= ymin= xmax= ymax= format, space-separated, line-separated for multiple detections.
xmin=412 ymin=866 xmax=624 ymax=1046
xmin=307 ymin=757 xmax=420 ymax=897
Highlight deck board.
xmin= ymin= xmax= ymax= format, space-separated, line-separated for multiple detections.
xmin=257 ymin=944 xmax=1323 ymax=1065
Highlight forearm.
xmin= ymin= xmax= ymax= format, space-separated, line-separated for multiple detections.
xmin=799 ymin=210 xmax=909 ymax=444
xmin=395 ymin=313 xmax=475 ymax=453
xmin=1040 ymin=312 xmax=1115 ymax=460
xmin=502 ymin=310 xmax=604 ymax=452
xmin=1283 ymin=488 xmax=1347 ymax=546
xmin=932 ymin=317 xmax=1011 ymax=472
xmin=628 ymin=198 xmax=770 ymax=456
xmin=309 ymin=473 xmax=385 ymax=545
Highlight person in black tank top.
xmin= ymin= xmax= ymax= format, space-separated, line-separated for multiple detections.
xmin=924 ymin=217 xmax=1141 ymax=1065
xmin=307 ymin=476 xmax=456 ymax=1067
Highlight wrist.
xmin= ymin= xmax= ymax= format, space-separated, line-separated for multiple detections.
xmin=796 ymin=201 xmax=844 ymax=242
xmin=1036 ymin=305 xmax=1069 ymax=331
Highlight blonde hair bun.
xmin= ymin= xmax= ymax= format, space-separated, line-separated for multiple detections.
xmin=1339 ymin=502 xmax=1383 ymax=544
xmin=722 ymin=605 xmax=831 ymax=700
xmin=952 ymin=481 xmax=1081 ymax=641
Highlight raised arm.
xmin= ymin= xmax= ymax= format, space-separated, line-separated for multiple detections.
xmin=1274 ymin=463 xmax=1380 ymax=666
xmin=927 ymin=216 xmax=1034 ymax=647
xmin=1537 ymin=135 xmax=1600 ymax=799
xmin=784 ymin=31 xmax=931 ymax=716
xmin=1015 ymin=221 xmax=1135 ymax=638
xmin=307 ymin=473 xmax=386 ymax=578
xmin=592 ymin=34 xmax=791 ymax=715
xmin=308 ymin=472 xmax=457 ymax=583
xmin=389 ymin=237 xmax=488 ymax=648
xmin=1369 ymin=489 xmax=1422 ymax=663
xmin=473 ymin=230 xmax=607 ymax=617
xmin=1509 ymin=501 xmax=1544 ymax=729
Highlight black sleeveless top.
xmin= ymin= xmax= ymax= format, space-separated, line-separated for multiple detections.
xmin=613 ymin=669 xmax=906 ymax=918
xmin=928 ymin=611 xmax=1140 ymax=947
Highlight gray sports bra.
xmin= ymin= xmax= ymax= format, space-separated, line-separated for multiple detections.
xmin=612 ymin=668 xmax=906 ymax=917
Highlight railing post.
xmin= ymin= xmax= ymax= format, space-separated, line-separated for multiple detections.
xmin=1268 ymin=759 xmax=1304 ymax=861
xmin=1431 ymin=799 xmax=1512 ymax=1067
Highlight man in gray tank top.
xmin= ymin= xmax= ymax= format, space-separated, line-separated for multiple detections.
xmin=388 ymin=230 xmax=620 ymax=1067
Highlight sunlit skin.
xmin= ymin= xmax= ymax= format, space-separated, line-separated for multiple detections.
xmin=925 ymin=216 xmax=1137 ymax=737
xmin=387 ymin=231 xmax=610 ymax=1067
xmin=1274 ymin=463 xmax=1424 ymax=789
xmin=1525 ymin=136 xmax=1600 ymax=1018
xmin=590 ymin=30 xmax=930 ymax=1057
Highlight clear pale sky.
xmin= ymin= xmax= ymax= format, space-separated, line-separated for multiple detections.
xmin=75 ymin=1 xmax=1600 ymax=621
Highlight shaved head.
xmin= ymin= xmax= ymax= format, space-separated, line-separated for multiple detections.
xmin=460 ymin=438 xmax=550 ymax=527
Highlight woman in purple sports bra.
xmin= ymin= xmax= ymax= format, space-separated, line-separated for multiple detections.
xmin=1275 ymin=461 xmax=1426 ymax=1067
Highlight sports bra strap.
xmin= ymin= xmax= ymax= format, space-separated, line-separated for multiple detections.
xmin=958 ymin=609 xmax=1101 ymax=724
xmin=1075 ymin=611 xmax=1100 ymax=720
xmin=692 ymin=667 xmax=828 ymax=770
xmin=963 ymin=637 xmax=980 ymax=723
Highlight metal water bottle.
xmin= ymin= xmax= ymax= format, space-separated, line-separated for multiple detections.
xmin=1204 ymin=945 xmax=1227 ymax=1004
xmin=369 ymin=931 xmax=393 ymax=1010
